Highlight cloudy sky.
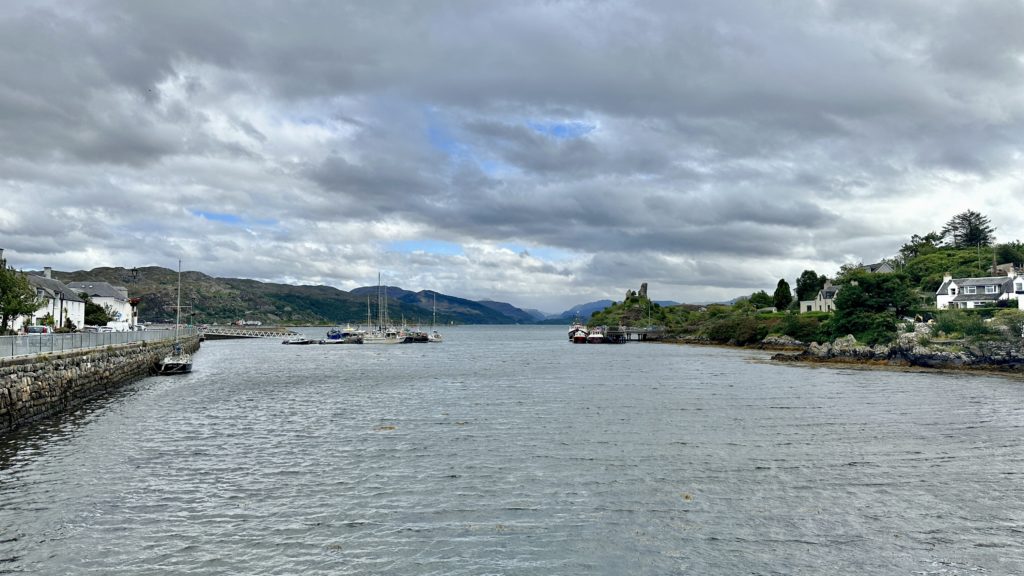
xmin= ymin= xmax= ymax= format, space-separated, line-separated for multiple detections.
xmin=2 ymin=0 xmax=1023 ymax=312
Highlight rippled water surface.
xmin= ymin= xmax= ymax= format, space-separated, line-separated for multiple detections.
xmin=2 ymin=326 xmax=1023 ymax=574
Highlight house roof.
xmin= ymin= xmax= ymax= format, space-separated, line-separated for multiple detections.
xmin=859 ymin=262 xmax=893 ymax=273
xmin=66 ymin=281 xmax=128 ymax=301
xmin=27 ymin=275 xmax=85 ymax=302
xmin=951 ymin=292 xmax=1002 ymax=302
xmin=818 ymin=288 xmax=839 ymax=300
xmin=936 ymin=276 xmax=1013 ymax=295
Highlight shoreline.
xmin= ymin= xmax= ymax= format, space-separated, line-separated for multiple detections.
xmin=660 ymin=336 xmax=1024 ymax=380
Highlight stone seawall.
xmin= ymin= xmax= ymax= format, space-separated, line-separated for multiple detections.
xmin=0 ymin=336 xmax=201 ymax=435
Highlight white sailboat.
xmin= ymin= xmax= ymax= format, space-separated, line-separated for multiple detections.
xmin=363 ymin=274 xmax=404 ymax=344
xmin=158 ymin=260 xmax=193 ymax=374
xmin=428 ymin=292 xmax=443 ymax=343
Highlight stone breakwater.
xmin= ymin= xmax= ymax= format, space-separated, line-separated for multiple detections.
xmin=0 ymin=337 xmax=200 ymax=434
xmin=771 ymin=324 xmax=1024 ymax=372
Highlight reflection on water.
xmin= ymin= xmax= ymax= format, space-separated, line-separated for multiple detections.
xmin=2 ymin=326 xmax=1023 ymax=574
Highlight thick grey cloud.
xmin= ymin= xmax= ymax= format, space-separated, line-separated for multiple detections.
xmin=2 ymin=0 xmax=1023 ymax=311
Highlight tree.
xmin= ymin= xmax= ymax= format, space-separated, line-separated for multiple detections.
xmin=81 ymin=292 xmax=114 ymax=326
xmin=899 ymin=231 xmax=945 ymax=262
xmin=941 ymin=210 xmax=995 ymax=248
xmin=830 ymin=271 xmax=915 ymax=344
xmin=0 ymin=267 xmax=44 ymax=333
xmin=773 ymin=279 xmax=793 ymax=311
xmin=795 ymin=270 xmax=827 ymax=302
xmin=748 ymin=290 xmax=774 ymax=309
xmin=995 ymin=241 xmax=1024 ymax=267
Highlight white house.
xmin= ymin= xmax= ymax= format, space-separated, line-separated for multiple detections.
xmin=936 ymin=271 xmax=1024 ymax=310
xmin=859 ymin=261 xmax=895 ymax=273
xmin=67 ymin=281 xmax=134 ymax=326
xmin=12 ymin=268 xmax=86 ymax=331
xmin=800 ymin=281 xmax=840 ymax=313
xmin=799 ymin=263 xmax=894 ymax=314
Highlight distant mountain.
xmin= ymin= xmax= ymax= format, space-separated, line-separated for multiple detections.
xmin=477 ymin=300 xmax=537 ymax=323
xmin=351 ymin=286 xmax=520 ymax=324
xmin=556 ymin=300 xmax=615 ymax=321
xmin=522 ymin=308 xmax=551 ymax=321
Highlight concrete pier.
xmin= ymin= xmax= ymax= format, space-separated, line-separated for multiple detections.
xmin=0 ymin=336 xmax=201 ymax=434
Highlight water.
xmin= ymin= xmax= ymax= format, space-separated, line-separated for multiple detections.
xmin=2 ymin=325 xmax=1023 ymax=574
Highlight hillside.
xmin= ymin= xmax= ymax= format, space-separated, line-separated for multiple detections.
xmin=50 ymin=267 xmax=528 ymax=325
xmin=477 ymin=300 xmax=538 ymax=323
xmin=351 ymin=287 xmax=522 ymax=324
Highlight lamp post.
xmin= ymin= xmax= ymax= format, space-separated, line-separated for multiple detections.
xmin=57 ymin=290 xmax=65 ymax=331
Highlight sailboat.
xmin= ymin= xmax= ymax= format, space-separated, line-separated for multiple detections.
xmin=157 ymin=260 xmax=193 ymax=374
xmin=428 ymin=292 xmax=443 ymax=343
xmin=363 ymin=274 xmax=404 ymax=344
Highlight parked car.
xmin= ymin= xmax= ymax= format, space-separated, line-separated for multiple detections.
xmin=25 ymin=325 xmax=49 ymax=334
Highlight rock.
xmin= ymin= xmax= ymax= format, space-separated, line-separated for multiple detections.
xmin=761 ymin=335 xmax=805 ymax=349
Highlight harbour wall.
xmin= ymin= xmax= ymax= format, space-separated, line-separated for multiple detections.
xmin=0 ymin=336 xmax=201 ymax=435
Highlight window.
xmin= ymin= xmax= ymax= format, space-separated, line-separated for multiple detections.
xmin=1016 ymin=282 xmax=1023 ymax=292
xmin=985 ymin=285 xmax=997 ymax=294
xmin=965 ymin=286 xmax=976 ymax=294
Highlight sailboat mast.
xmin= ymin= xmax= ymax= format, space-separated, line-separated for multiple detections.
xmin=175 ymin=259 xmax=182 ymax=340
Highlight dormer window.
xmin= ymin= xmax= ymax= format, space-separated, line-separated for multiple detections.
xmin=951 ymin=287 xmax=957 ymax=295
xmin=985 ymin=285 xmax=997 ymax=294
xmin=1016 ymin=282 xmax=1023 ymax=292
xmin=965 ymin=286 xmax=976 ymax=294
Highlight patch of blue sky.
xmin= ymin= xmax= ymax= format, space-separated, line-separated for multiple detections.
xmin=527 ymin=120 xmax=596 ymax=139
xmin=387 ymin=239 xmax=464 ymax=256
xmin=192 ymin=211 xmax=278 ymax=228
xmin=192 ymin=210 xmax=243 ymax=224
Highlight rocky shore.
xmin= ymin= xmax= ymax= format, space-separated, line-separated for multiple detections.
xmin=769 ymin=323 xmax=1024 ymax=372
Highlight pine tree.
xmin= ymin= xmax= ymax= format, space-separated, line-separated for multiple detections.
xmin=773 ymin=278 xmax=793 ymax=311
xmin=941 ymin=210 xmax=996 ymax=248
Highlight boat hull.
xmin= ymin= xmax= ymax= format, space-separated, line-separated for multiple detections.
xmin=157 ymin=356 xmax=192 ymax=375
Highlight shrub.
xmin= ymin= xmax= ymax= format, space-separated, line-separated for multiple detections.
xmin=931 ymin=310 xmax=995 ymax=340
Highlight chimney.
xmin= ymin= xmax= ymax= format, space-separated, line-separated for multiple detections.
xmin=943 ymin=272 xmax=952 ymax=283
xmin=44 ymin=266 xmax=52 ymax=279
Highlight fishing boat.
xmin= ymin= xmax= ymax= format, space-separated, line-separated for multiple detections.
xmin=586 ymin=326 xmax=606 ymax=344
xmin=157 ymin=260 xmax=193 ymax=375
xmin=568 ymin=314 xmax=587 ymax=342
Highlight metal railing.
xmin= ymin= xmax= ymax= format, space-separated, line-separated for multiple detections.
xmin=0 ymin=327 xmax=198 ymax=359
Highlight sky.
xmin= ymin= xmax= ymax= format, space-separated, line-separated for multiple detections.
xmin=2 ymin=0 xmax=1023 ymax=313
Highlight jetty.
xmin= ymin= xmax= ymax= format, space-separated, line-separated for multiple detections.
xmin=604 ymin=325 xmax=667 ymax=342
xmin=200 ymin=326 xmax=299 ymax=340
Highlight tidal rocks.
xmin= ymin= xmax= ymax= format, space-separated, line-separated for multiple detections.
xmin=772 ymin=324 xmax=1024 ymax=372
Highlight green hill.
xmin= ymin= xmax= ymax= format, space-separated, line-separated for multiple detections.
xmin=50 ymin=267 xmax=525 ymax=325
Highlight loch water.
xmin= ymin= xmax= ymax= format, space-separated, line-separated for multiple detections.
xmin=1 ymin=325 xmax=1023 ymax=575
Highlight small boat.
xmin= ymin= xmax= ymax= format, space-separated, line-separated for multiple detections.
xmin=322 ymin=325 xmax=363 ymax=344
xmin=319 ymin=333 xmax=363 ymax=344
xmin=587 ymin=326 xmax=606 ymax=344
xmin=158 ymin=342 xmax=192 ymax=374
xmin=568 ymin=313 xmax=587 ymax=342
xmin=427 ymin=293 xmax=443 ymax=343
xmin=158 ymin=260 xmax=193 ymax=375
xmin=282 ymin=337 xmax=315 ymax=345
